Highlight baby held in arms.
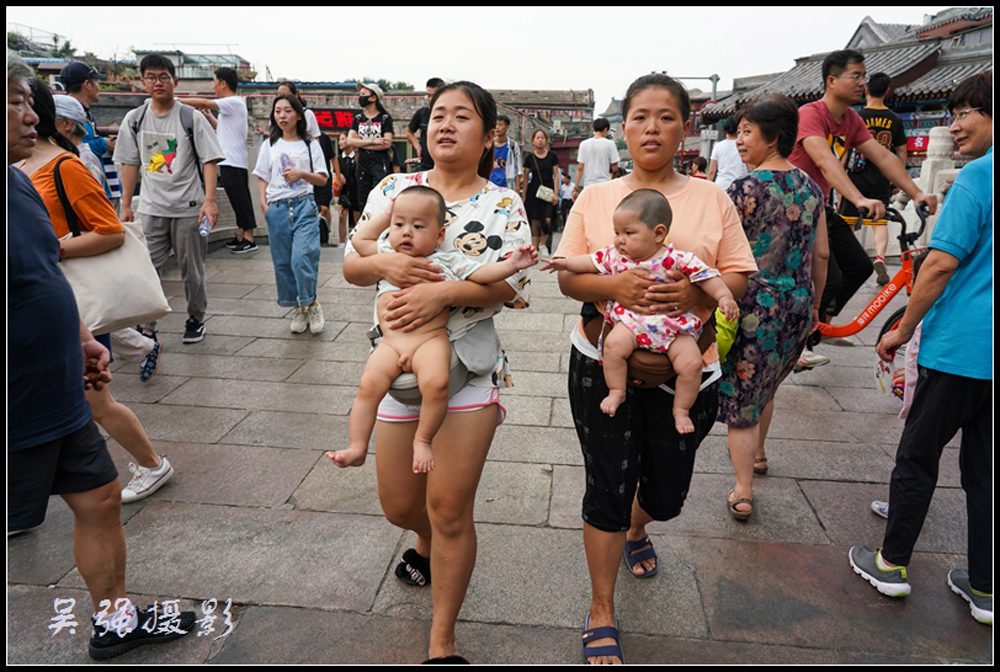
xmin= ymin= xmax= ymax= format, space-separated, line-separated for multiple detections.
xmin=542 ymin=189 xmax=739 ymax=433
xmin=327 ymin=186 xmax=537 ymax=473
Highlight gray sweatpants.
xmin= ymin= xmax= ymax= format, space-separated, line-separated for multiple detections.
xmin=140 ymin=214 xmax=207 ymax=323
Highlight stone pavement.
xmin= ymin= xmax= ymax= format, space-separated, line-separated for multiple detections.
xmin=7 ymin=236 xmax=992 ymax=664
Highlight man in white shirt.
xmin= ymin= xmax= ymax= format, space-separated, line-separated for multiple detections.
xmin=573 ymin=117 xmax=619 ymax=197
xmin=707 ymin=117 xmax=748 ymax=192
xmin=184 ymin=67 xmax=258 ymax=253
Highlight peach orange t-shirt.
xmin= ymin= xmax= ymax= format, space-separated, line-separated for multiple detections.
xmin=27 ymin=153 xmax=123 ymax=238
xmin=556 ymin=177 xmax=757 ymax=365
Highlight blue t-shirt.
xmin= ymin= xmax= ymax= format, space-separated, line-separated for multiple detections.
xmin=7 ymin=167 xmax=92 ymax=451
xmin=490 ymin=142 xmax=509 ymax=187
xmin=918 ymin=147 xmax=993 ymax=380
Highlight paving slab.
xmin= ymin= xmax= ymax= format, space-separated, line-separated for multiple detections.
xmin=57 ymin=502 xmax=402 ymax=612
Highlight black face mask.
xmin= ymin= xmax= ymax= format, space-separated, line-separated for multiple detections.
xmin=358 ymin=95 xmax=372 ymax=108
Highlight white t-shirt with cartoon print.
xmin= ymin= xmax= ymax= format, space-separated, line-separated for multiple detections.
xmin=252 ymin=137 xmax=327 ymax=204
xmin=347 ymin=171 xmax=532 ymax=386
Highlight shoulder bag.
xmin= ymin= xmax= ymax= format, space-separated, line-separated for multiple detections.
xmin=53 ymin=156 xmax=171 ymax=335
xmin=532 ymin=153 xmax=555 ymax=202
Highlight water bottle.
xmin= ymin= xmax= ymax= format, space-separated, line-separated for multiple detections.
xmin=198 ymin=215 xmax=212 ymax=237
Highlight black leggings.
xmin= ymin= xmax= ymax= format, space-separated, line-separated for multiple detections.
xmin=567 ymin=347 xmax=717 ymax=532
xmin=810 ymin=207 xmax=873 ymax=346
xmin=882 ymin=367 xmax=993 ymax=592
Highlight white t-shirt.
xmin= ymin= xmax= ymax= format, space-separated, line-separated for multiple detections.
xmin=252 ymin=137 xmax=327 ymax=204
xmin=710 ymin=139 xmax=748 ymax=192
xmin=304 ymin=109 xmax=322 ymax=143
xmin=577 ymin=136 xmax=618 ymax=187
xmin=215 ymin=96 xmax=249 ymax=169
xmin=346 ymin=172 xmax=533 ymax=386
xmin=114 ymin=102 xmax=225 ymax=218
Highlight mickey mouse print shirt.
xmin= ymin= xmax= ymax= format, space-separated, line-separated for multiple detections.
xmin=347 ymin=172 xmax=532 ymax=385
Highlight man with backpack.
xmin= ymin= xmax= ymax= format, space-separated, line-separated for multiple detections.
xmin=114 ymin=54 xmax=224 ymax=344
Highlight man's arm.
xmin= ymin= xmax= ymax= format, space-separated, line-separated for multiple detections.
xmin=707 ymin=159 xmax=719 ymax=182
xmin=858 ymin=138 xmax=937 ymax=214
xmin=801 ymin=135 xmax=888 ymax=219
xmin=895 ymin=144 xmax=908 ymax=166
xmin=200 ymin=161 xmax=220 ymax=226
xmin=181 ymin=97 xmax=220 ymax=111
xmin=119 ymin=164 xmax=139 ymax=221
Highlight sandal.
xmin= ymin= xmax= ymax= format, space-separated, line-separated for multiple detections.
xmin=753 ymin=456 xmax=769 ymax=475
xmin=582 ymin=614 xmax=624 ymax=664
xmin=727 ymin=489 xmax=753 ymax=521
xmin=622 ymin=534 xmax=658 ymax=578
xmin=394 ymin=548 xmax=431 ymax=587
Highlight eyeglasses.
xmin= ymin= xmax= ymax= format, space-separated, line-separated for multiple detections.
xmin=949 ymin=107 xmax=983 ymax=123
xmin=835 ymin=72 xmax=869 ymax=83
xmin=142 ymin=74 xmax=174 ymax=84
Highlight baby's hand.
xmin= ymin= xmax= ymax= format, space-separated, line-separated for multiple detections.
xmin=719 ymin=297 xmax=740 ymax=323
xmin=539 ymin=256 xmax=567 ymax=273
xmin=510 ymin=244 xmax=539 ymax=271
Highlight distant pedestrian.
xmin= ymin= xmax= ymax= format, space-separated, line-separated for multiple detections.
xmin=114 ymin=53 xmax=225 ymax=345
xmin=252 ymin=94 xmax=329 ymax=335
xmin=850 ymin=72 xmax=993 ymax=626
xmin=406 ymin=77 xmax=443 ymax=171
xmin=522 ymin=128 xmax=560 ymax=253
xmin=184 ymin=67 xmax=260 ymax=253
xmin=708 ymin=117 xmax=748 ymax=191
xmin=60 ymin=61 xmax=122 ymax=208
xmin=690 ymin=156 xmax=708 ymax=179
xmin=343 ymin=83 xmax=394 ymax=213
xmin=490 ymin=114 xmax=523 ymax=191
xmin=573 ymin=116 xmax=619 ymax=196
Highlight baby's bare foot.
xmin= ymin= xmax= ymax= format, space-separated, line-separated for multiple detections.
xmin=412 ymin=441 xmax=435 ymax=474
xmin=326 ymin=446 xmax=367 ymax=468
xmin=600 ymin=389 xmax=626 ymax=417
xmin=674 ymin=412 xmax=695 ymax=435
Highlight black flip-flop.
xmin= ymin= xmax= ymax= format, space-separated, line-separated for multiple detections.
xmin=422 ymin=655 xmax=469 ymax=664
xmin=395 ymin=548 xmax=431 ymax=586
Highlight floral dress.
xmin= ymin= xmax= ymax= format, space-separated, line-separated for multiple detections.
xmin=592 ymin=243 xmax=720 ymax=358
xmin=718 ymin=169 xmax=824 ymax=426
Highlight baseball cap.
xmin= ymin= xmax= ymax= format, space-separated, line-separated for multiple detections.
xmin=54 ymin=94 xmax=88 ymax=124
xmin=60 ymin=62 xmax=108 ymax=89
xmin=357 ymin=82 xmax=385 ymax=104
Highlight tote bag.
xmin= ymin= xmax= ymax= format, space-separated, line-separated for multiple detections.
xmin=54 ymin=156 xmax=171 ymax=335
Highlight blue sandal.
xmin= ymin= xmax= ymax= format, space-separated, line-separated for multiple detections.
xmin=582 ymin=614 xmax=624 ymax=664
xmin=623 ymin=534 xmax=658 ymax=578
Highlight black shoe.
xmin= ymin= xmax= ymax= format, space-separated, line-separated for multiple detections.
xmin=224 ymin=236 xmax=242 ymax=249
xmin=183 ymin=318 xmax=205 ymax=343
xmin=89 ymin=605 xmax=195 ymax=660
xmin=231 ymin=239 xmax=258 ymax=254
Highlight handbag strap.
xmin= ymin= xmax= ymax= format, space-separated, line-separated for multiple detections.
xmin=53 ymin=155 xmax=83 ymax=238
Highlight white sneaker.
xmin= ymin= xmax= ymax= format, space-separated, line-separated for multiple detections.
xmin=290 ymin=309 xmax=309 ymax=334
xmin=797 ymin=348 xmax=830 ymax=369
xmin=307 ymin=302 xmax=325 ymax=334
xmin=871 ymin=500 xmax=889 ymax=519
xmin=121 ymin=457 xmax=174 ymax=503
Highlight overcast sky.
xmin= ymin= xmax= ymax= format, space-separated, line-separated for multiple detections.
xmin=9 ymin=6 xmax=952 ymax=112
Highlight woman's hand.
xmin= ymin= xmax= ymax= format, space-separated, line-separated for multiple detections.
xmin=609 ymin=268 xmax=657 ymax=315
xmin=283 ymin=167 xmax=305 ymax=184
xmin=377 ymin=253 xmax=445 ymax=289
xmin=383 ymin=282 xmax=449 ymax=332
xmin=645 ymin=268 xmax=696 ymax=317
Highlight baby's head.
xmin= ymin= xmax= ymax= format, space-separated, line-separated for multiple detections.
xmin=388 ymin=185 xmax=448 ymax=257
xmin=612 ymin=189 xmax=672 ymax=261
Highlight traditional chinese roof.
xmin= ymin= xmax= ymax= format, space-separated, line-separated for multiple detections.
xmin=916 ymin=7 xmax=993 ymax=38
xmin=891 ymin=51 xmax=994 ymax=101
xmin=488 ymin=89 xmax=595 ymax=109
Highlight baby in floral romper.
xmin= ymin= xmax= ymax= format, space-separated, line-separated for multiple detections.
xmin=543 ymin=189 xmax=739 ymax=433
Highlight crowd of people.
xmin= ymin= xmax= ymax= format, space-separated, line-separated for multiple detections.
xmin=7 ymin=43 xmax=991 ymax=665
